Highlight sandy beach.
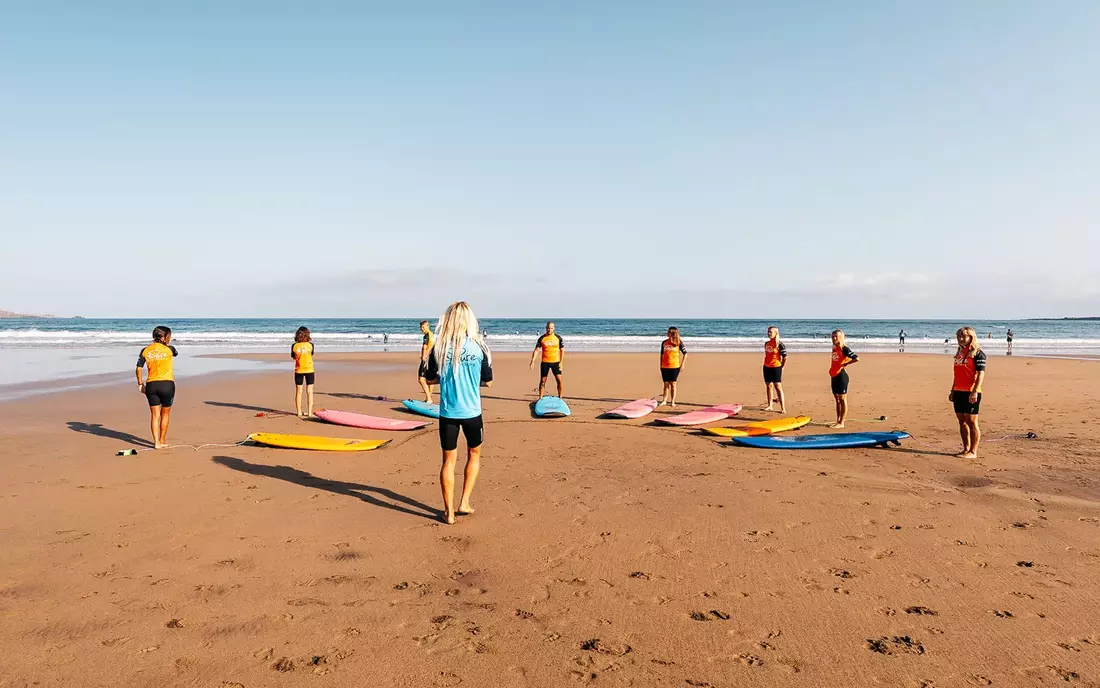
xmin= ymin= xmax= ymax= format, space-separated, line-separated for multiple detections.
xmin=2 ymin=351 xmax=1099 ymax=687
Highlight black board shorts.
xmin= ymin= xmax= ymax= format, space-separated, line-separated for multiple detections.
xmin=540 ymin=361 xmax=562 ymax=377
xmin=145 ymin=380 xmax=175 ymax=407
xmin=952 ymin=390 xmax=982 ymax=415
xmin=417 ymin=361 xmax=429 ymax=378
xmin=830 ymin=370 xmax=850 ymax=395
xmin=439 ymin=415 xmax=484 ymax=451
xmin=294 ymin=372 xmax=316 ymax=386
xmin=763 ymin=365 xmax=783 ymax=384
xmin=661 ymin=367 xmax=681 ymax=383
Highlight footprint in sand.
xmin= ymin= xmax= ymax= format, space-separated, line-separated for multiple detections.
xmin=580 ymin=638 xmax=632 ymax=656
xmin=865 ymin=636 xmax=925 ymax=656
xmin=904 ymin=606 xmax=937 ymax=616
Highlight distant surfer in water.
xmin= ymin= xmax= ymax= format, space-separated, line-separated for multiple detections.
xmin=530 ymin=322 xmax=564 ymax=399
xmin=417 ymin=320 xmax=435 ymax=404
xmin=762 ymin=326 xmax=787 ymax=412
xmin=659 ymin=327 xmax=686 ymax=407
xmin=423 ymin=301 xmax=493 ymax=525
xmin=136 ymin=326 xmax=178 ymax=449
xmin=829 ymin=329 xmax=858 ymax=428
xmin=291 ymin=326 xmax=315 ymax=418
xmin=951 ymin=326 xmax=986 ymax=459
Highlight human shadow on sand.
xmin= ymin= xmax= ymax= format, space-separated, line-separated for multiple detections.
xmin=212 ymin=456 xmax=440 ymax=522
xmin=205 ymin=400 xmax=286 ymax=415
xmin=67 ymin=421 xmax=152 ymax=447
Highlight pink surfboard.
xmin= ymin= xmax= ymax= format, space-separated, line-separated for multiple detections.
xmin=604 ymin=398 xmax=659 ymax=419
xmin=654 ymin=403 xmax=743 ymax=426
xmin=316 ymin=409 xmax=431 ymax=431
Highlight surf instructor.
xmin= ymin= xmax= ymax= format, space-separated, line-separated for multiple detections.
xmin=423 ymin=301 xmax=493 ymax=525
xmin=530 ymin=322 xmax=564 ymax=399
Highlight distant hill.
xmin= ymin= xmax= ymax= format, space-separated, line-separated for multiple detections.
xmin=0 ymin=309 xmax=57 ymax=319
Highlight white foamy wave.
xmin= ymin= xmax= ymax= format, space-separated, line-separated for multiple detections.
xmin=1 ymin=328 xmax=1100 ymax=353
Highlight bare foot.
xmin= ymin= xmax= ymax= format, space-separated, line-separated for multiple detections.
xmin=762 ymin=404 xmax=773 ymax=411
xmin=778 ymin=408 xmax=786 ymax=414
xmin=457 ymin=503 xmax=475 ymax=515
xmin=443 ymin=512 xmax=456 ymax=525
xmin=424 ymin=397 xmax=433 ymax=404
xmin=670 ymin=402 xmax=677 ymax=408
xmin=958 ymin=452 xmax=978 ymax=459
xmin=831 ymin=423 xmax=846 ymax=429
xmin=154 ymin=443 xmax=166 ymax=450
xmin=659 ymin=400 xmax=668 ymax=406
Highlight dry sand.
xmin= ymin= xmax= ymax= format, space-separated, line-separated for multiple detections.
xmin=1 ymin=352 xmax=1099 ymax=687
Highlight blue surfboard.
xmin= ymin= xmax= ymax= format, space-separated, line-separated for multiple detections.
xmin=731 ymin=431 xmax=909 ymax=449
xmin=534 ymin=396 xmax=571 ymax=418
xmin=402 ymin=399 xmax=441 ymax=419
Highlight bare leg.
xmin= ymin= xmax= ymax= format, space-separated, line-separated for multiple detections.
xmin=960 ymin=416 xmax=981 ymax=458
xmin=554 ymin=373 xmax=563 ymax=398
xmin=669 ymin=381 xmax=678 ymax=407
xmin=306 ymin=384 xmax=315 ymax=417
xmin=659 ymin=381 xmax=669 ymax=405
xmin=774 ymin=383 xmax=786 ymax=413
xmin=832 ymin=394 xmax=848 ymax=428
xmin=439 ymin=450 xmax=458 ymax=524
xmin=158 ymin=406 xmax=172 ymax=447
xmin=538 ymin=375 xmax=547 ymax=399
xmin=457 ymin=444 xmax=481 ymax=514
xmin=763 ymin=382 xmax=773 ymax=410
xmin=295 ymin=383 xmax=304 ymax=417
xmin=956 ymin=413 xmax=970 ymax=455
xmin=150 ymin=405 xmax=164 ymax=449
xmin=419 ymin=376 xmax=433 ymax=404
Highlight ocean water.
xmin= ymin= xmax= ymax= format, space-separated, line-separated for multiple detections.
xmin=1 ymin=317 xmax=1098 ymax=353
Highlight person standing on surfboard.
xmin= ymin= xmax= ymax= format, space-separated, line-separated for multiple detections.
xmin=762 ymin=326 xmax=787 ymax=413
xmin=417 ymin=320 xmax=436 ymax=404
xmin=530 ymin=322 xmax=564 ymax=399
xmin=829 ymin=329 xmax=858 ymax=428
xmin=423 ymin=301 xmax=493 ymax=525
xmin=136 ymin=325 xmax=178 ymax=449
xmin=291 ymin=326 xmax=315 ymax=418
xmin=659 ymin=327 xmax=687 ymax=407
xmin=951 ymin=326 xmax=986 ymax=459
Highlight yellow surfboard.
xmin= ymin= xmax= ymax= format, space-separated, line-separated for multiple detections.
xmin=701 ymin=416 xmax=812 ymax=438
xmin=248 ymin=433 xmax=391 ymax=452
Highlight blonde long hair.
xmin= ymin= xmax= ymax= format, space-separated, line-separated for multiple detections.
xmin=956 ymin=326 xmax=981 ymax=358
xmin=433 ymin=301 xmax=491 ymax=372
xmin=667 ymin=327 xmax=681 ymax=347
xmin=832 ymin=329 xmax=846 ymax=347
xmin=768 ymin=326 xmax=781 ymax=344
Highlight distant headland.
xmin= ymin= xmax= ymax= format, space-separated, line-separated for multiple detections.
xmin=0 ymin=309 xmax=59 ymax=319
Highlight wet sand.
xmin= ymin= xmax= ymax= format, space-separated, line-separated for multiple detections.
xmin=1 ymin=352 xmax=1099 ymax=687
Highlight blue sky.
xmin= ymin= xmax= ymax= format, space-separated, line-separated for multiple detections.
xmin=2 ymin=1 xmax=1098 ymax=318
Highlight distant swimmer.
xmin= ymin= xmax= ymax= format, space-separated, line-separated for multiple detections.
xmin=1007 ymin=329 xmax=1014 ymax=345
xmin=422 ymin=301 xmax=493 ymax=525
xmin=762 ymin=326 xmax=787 ymax=413
xmin=659 ymin=326 xmax=687 ymax=407
xmin=417 ymin=320 xmax=436 ymax=403
xmin=291 ymin=326 xmax=316 ymax=418
xmin=530 ymin=322 xmax=564 ymax=399
xmin=950 ymin=326 xmax=986 ymax=459
xmin=829 ymin=329 xmax=859 ymax=428
xmin=136 ymin=326 xmax=178 ymax=449
xmin=899 ymin=329 xmax=906 ymax=345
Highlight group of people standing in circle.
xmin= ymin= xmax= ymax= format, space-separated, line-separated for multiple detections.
xmin=131 ymin=309 xmax=990 ymax=523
